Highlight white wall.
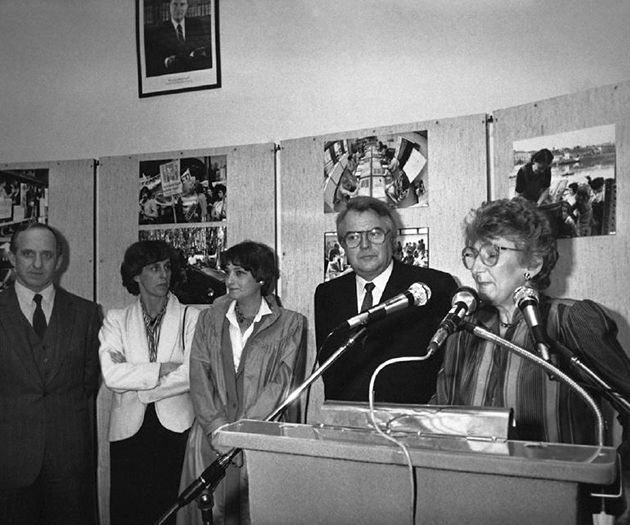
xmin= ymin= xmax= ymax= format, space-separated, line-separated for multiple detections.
xmin=1 ymin=0 xmax=629 ymax=163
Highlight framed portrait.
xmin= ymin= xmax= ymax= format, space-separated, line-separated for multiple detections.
xmin=136 ymin=0 xmax=221 ymax=97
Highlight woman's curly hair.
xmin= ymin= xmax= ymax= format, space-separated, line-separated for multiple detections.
xmin=120 ymin=240 xmax=181 ymax=295
xmin=464 ymin=197 xmax=558 ymax=290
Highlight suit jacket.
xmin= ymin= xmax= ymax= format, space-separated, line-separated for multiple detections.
xmin=145 ymin=16 xmax=213 ymax=77
xmin=315 ymin=259 xmax=458 ymax=404
xmin=98 ymin=294 xmax=199 ymax=441
xmin=0 ymin=286 xmax=101 ymax=489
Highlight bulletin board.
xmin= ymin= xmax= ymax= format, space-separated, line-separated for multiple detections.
xmin=97 ymin=142 xmax=276 ymax=312
xmin=279 ymin=114 xmax=489 ymax=422
xmin=492 ymin=81 xmax=630 ymax=351
xmin=0 ymin=159 xmax=96 ymax=300
xmin=95 ymin=142 xmax=276 ymax=525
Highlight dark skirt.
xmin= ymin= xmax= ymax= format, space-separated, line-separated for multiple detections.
xmin=110 ymin=403 xmax=189 ymax=525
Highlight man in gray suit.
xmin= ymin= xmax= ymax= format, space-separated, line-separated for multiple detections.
xmin=0 ymin=223 xmax=101 ymax=525
xmin=145 ymin=0 xmax=213 ymax=77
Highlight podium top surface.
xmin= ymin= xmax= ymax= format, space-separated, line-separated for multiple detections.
xmin=215 ymin=419 xmax=618 ymax=485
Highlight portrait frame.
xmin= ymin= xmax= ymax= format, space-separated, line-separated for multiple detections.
xmin=136 ymin=0 xmax=221 ymax=98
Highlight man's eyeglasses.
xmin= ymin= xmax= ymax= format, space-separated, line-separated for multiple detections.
xmin=343 ymin=228 xmax=389 ymax=248
xmin=461 ymin=243 xmax=524 ymax=269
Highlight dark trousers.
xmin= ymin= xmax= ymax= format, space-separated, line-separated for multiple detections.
xmin=0 ymin=467 xmax=96 ymax=525
xmin=110 ymin=403 xmax=189 ymax=525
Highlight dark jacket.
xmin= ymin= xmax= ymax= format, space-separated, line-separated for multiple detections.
xmin=0 ymin=286 xmax=101 ymax=489
xmin=315 ymin=259 xmax=457 ymax=404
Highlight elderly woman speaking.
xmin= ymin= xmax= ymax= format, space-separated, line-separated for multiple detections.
xmin=433 ymin=197 xmax=630 ymax=515
xmin=434 ymin=198 xmax=630 ymax=444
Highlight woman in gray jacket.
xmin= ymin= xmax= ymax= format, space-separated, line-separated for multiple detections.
xmin=178 ymin=240 xmax=307 ymax=525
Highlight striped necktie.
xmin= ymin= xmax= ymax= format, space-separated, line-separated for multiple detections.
xmin=360 ymin=282 xmax=375 ymax=312
xmin=176 ymin=23 xmax=184 ymax=42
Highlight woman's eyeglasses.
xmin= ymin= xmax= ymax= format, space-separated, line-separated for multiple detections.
xmin=461 ymin=243 xmax=524 ymax=269
xmin=343 ymin=228 xmax=389 ymax=248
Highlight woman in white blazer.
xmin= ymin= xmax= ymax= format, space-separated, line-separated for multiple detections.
xmin=99 ymin=240 xmax=199 ymax=525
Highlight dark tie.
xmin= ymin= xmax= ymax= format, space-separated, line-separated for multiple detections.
xmin=360 ymin=282 xmax=375 ymax=313
xmin=176 ymin=23 xmax=184 ymax=42
xmin=33 ymin=294 xmax=47 ymax=339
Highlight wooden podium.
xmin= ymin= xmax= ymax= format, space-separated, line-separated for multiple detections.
xmin=214 ymin=405 xmax=619 ymax=525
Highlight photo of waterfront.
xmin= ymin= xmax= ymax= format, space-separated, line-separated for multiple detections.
xmin=510 ymin=124 xmax=616 ymax=237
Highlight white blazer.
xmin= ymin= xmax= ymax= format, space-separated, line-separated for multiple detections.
xmin=99 ymin=294 xmax=200 ymax=441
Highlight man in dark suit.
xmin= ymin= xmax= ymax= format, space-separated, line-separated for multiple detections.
xmin=0 ymin=223 xmax=101 ymax=525
xmin=315 ymin=196 xmax=458 ymax=404
xmin=145 ymin=0 xmax=212 ymax=77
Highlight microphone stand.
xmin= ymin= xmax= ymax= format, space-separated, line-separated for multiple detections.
xmin=154 ymin=326 xmax=369 ymax=525
xmin=549 ymin=339 xmax=630 ymax=417
xmin=460 ymin=320 xmax=605 ymax=445
xmin=461 ymin=320 xmax=630 ymax=519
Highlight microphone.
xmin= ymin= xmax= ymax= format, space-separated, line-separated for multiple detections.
xmin=346 ymin=282 xmax=432 ymax=330
xmin=427 ymin=287 xmax=479 ymax=355
xmin=513 ymin=285 xmax=552 ymax=364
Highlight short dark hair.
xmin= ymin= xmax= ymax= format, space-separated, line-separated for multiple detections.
xmin=120 ymin=240 xmax=180 ymax=295
xmin=464 ymin=197 xmax=558 ymax=290
xmin=336 ymin=196 xmax=398 ymax=248
xmin=221 ymin=241 xmax=279 ymax=296
xmin=531 ymin=148 xmax=554 ymax=166
xmin=10 ymin=222 xmax=63 ymax=257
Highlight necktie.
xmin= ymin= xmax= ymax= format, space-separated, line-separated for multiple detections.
xmin=176 ymin=23 xmax=184 ymax=42
xmin=33 ymin=294 xmax=47 ymax=339
xmin=360 ymin=282 xmax=375 ymax=313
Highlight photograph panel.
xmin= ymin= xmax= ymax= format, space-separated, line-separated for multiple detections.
xmin=323 ymin=131 xmax=428 ymax=214
xmin=511 ymin=124 xmax=616 ymax=238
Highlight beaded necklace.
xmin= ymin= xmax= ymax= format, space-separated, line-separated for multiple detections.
xmin=234 ymin=302 xmax=256 ymax=328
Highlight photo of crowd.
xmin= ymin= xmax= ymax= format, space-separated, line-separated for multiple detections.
xmin=323 ymin=226 xmax=429 ymax=282
xmin=394 ymin=227 xmax=429 ymax=268
xmin=139 ymin=225 xmax=226 ymax=304
xmin=0 ymin=169 xmax=49 ymax=291
xmin=138 ymin=155 xmax=227 ymax=225
xmin=323 ymin=131 xmax=428 ymax=214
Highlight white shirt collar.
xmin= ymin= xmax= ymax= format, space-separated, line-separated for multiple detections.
xmin=14 ymin=280 xmax=55 ymax=305
xmin=171 ymin=18 xmax=186 ymax=32
xmin=226 ymin=298 xmax=272 ymax=370
xmin=226 ymin=297 xmax=272 ymax=326
xmin=14 ymin=280 xmax=56 ymax=322
xmin=355 ymin=260 xmax=394 ymax=309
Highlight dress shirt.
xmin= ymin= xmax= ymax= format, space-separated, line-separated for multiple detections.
xmin=354 ymin=260 xmax=393 ymax=311
xmin=226 ymin=298 xmax=272 ymax=370
xmin=171 ymin=19 xmax=186 ymax=40
xmin=14 ymin=280 xmax=55 ymax=325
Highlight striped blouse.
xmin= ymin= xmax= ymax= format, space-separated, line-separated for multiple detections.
xmin=433 ymin=296 xmax=630 ymax=446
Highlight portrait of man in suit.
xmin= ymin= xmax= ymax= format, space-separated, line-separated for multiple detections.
xmin=315 ymin=196 xmax=458 ymax=404
xmin=144 ymin=0 xmax=213 ymax=77
xmin=0 ymin=223 xmax=101 ymax=525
